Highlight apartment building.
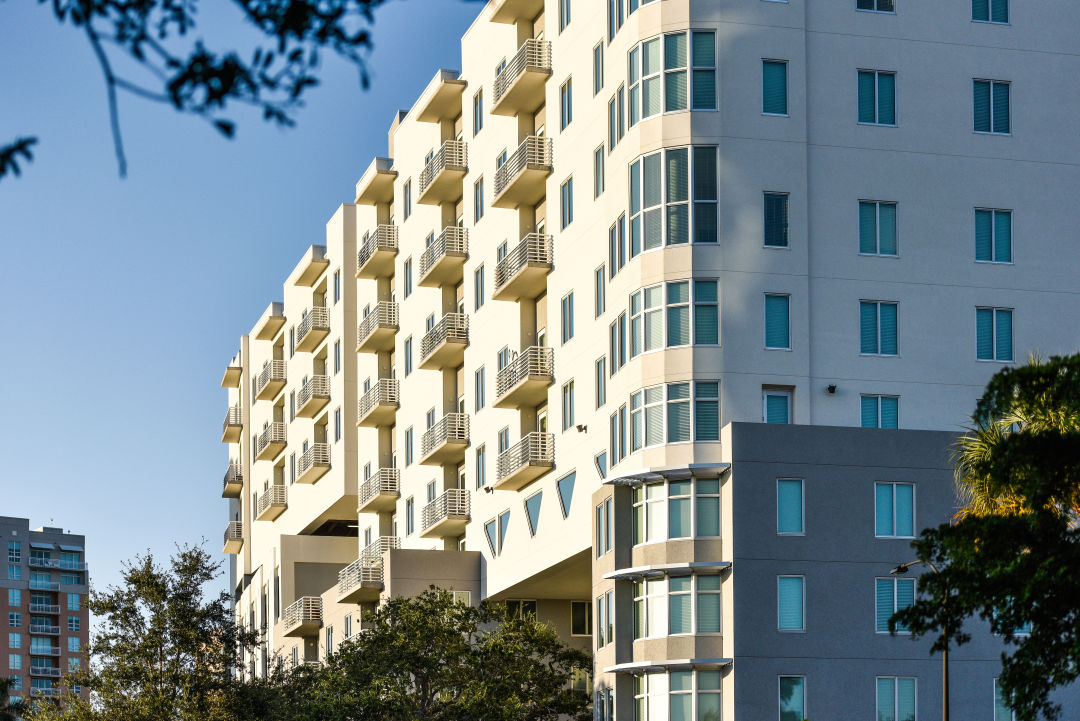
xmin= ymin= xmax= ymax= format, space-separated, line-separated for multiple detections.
xmin=1 ymin=517 xmax=89 ymax=705
xmin=219 ymin=0 xmax=1080 ymax=717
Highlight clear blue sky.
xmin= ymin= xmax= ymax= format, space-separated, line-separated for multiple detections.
xmin=0 ymin=0 xmax=481 ymax=599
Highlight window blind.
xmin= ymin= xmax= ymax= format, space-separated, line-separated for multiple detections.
xmin=875 ymin=483 xmax=894 ymax=535
xmin=862 ymin=395 xmax=880 ymax=428
xmin=860 ymin=301 xmax=879 ymax=353
xmin=858 ymin=71 xmax=876 ymax=123
xmin=975 ymin=209 xmax=993 ymax=260
xmin=894 ymin=484 xmax=914 ymax=536
xmin=977 ymin=308 xmax=995 ymax=359
xmin=777 ymin=576 xmax=803 ymax=630
xmin=879 ymin=303 xmax=898 ymax=354
xmin=777 ymin=479 xmax=803 ymax=533
xmin=763 ymin=61 xmax=787 ymax=114
xmin=994 ymin=211 xmax=1012 ymax=262
xmin=992 ymin=82 xmax=1010 ymax=133
xmin=878 ymin=203 xmax=897 ymax=254
xmin=765 ymin=295 xmax=790 ymax=348
xmin=876 ymin=578 xmax=895 ymax=631
xmin=766 ymin=393 xmax=789 ymax=424
xmin=877 ymin=72 xmax=896 ymax=124
xmin=974 ymin=80 xmax=991 ymax=132
xmin=880 ymin=396 xmax=899 ymax=428
xmin=995 ymin=309 xmax=1013 ymax=361
xmin=859 ymin=202 xmax=878 ymax=254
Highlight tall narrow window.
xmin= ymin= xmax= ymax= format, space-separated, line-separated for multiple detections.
xmin=974 ymin=79 xmax=1010 ymax=134
xmin=691 ymin=32 xmax=717 ymax=110
xmin=859 ymin=201 xmax=898 ymax=255
xmin=474 ymin=177 xmax=485 ymax=222
xmin=474 ymin=265 xmax=485 ymax=310
xmin=764 ymin=192 xmax=789 ymax=247
xmin=403 ymin=257 xmax=413 ymax=297
xmin=764 ymin=294 xmax=791 ymax=349
xmin=764 ymin=388 xmax=792 ymax=424
xmin=875 ymin=577 xmax=915 ymax=633
xmin=561 ymin=178 xmax=574 ymax=228
xmin=559 ymin=0 xmax=571 ymax=31
xmin=593 ymin=42 xmax=604 ymax=95
xmin=762 ymin=60 xmax=788 ymax=115
xmin=594 ymin=145 xmax=605 ymax=198
xmin=876 ymin=677 xmax=917 ymax=721
xmin=475 ymin=444 xmax=486 ymax=488
xmin=595 ymin=265 xmax=606 ymax=317
xmin=777 ymin=479 xmax=804 ymax=534
xmin=406 ymin=497 xmax=415 ymax=535
xmin=860 ymin=301 xmax=899 ymax=356
xmin=561 ymin=292 xmax=575 ymax=343
xmin=402 ymin=179 xmax=412 ymax=220
xmin=858 ymin=70 xmax=897 ymax=126
xmin=973 ymin=0 xmax=1008 ymax=24
xmin=562 ymin=381 xmax=575 ymax=430
xmin=779 ymin=677 xmax=806 ymax=721
xmin=777 ymin=576 xmax=805 ymax=631
xmin=404 ymin=336 xmax=413 ymax=376
xmin=475 ymin=367 xmax=486 ymax=411
xmin=560 ymin=78 xmax=573 ymax=130
xmin=994 ymin=679 xmax=1017 ymax=721
xmin=861 ymin=395 xmax=899 ymax=429
xmin=695 ymin=381 xmax=720 ymax=440
xmin=975 ymin=209 xmax=1011 ymax=263
xmin=875 ymin=482 xmax=915 ymax=538
xmin=977 ymin=307 xmax=1013 ymax=361
xmin=595 ymin=357 xmax=607 ymax=408
xmin=472 ymin=90 xmax=483 ymax=135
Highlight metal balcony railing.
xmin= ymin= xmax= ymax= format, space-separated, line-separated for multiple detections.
xmin=421 ymin=413 xmax=469 ymax=458
xmin=223 ymin=405 xmax=242 ymax=433
xmin=29 ymin=580 xmax=59 ymax=591
xmin=28 ymin=558 xmax=59 ymax=569
xmin=419 ymin=140 xmax=468 ymax=196
xmin=419 ymin=226 xmax=468 ymax=279
xmin=497 ymin=432 xmax=555 ymax=481
xmin=224 ymin=520 xmax=243 ymax=545
xmin=296 ymin=306 xmax=329 ymax=347
xmin=496 ymin=346 xmax=554 ymax=398
xmin=255 ymin=360 xmax=287 ymax=397
xmin=298 ymin=443 xmax=331 ymax=476
xmin=337 ymin=557 xmax=383 ymax=596
xmin=357 ymin=225 xmax=398 ymax=271
xmin=494 ymin=233 xmax=554 ymax=292
xmin=358 ymin=379 xmax=399 ymax=419
xmin=223 ymin=461 xmax=243 ymax=492
xmin=422 ymin=488 xmax=471 ymax=532
xmin=283 ymin=596 xmax=322 ymax=630
xmin=421 ymin=313 xmax=469 ymax=361
xmin=30 ymin=647 xmax=60 ymax=657
xmin=29 ymin=624 xmax=60 ymax=636
xmin=256 ymin=485 xmax=287 ymax=517
xmin=361 ymin=535 xmax=401 ymax=561
xmin=297 ymin=375 xmax=330 ymax=409
xmin=358 ymin=468 xmax=400 ymax=506
xmin=29 ymin=603 xmax=59 ymax=614
xmin=493 ymin=38 xmax=552 ymax=104
xmin=59 ymin=560 xmax=88 ymax=571
xmin=256 ymin=422 xmax=286 ymax=456
xmin=29 ymin=666 xmax=61 ymax=677
xmin=357 ymin=301 xmax=399 ymax=345
xmin=31 ymin=687 xmax=62 ymax=697
xmin=494 ymin=136 xmax=553 ymax=198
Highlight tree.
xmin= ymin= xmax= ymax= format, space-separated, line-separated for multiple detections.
xmin=27 ymin=543 xmax=257 ymax=721
xmin=1 ymin=676 xmax=26 ymax=721
xmin=892 ymin=354 xmax=1080 ymax=721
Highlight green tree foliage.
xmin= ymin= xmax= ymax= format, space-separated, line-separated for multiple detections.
xmin=1 ymin=676 xmax=26 ymax=721
xmin=27 ymin=544 xmax=256 ymax=721
xmin=892 ymin=354 xmax=1080 ymax=721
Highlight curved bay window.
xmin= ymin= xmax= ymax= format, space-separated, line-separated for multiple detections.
xmin=633 ymin=670 xmax=722 ymax=721
xmin=632 ymin=478 xmax=721 ymax=544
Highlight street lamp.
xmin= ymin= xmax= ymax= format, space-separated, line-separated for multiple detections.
xmin=891 ymin=560 xmax=949 ymax=721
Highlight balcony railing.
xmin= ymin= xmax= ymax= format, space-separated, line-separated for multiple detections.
xmin=420 ymin=413 xmax=469 ymax=464
xmin=356 ymin=301 xmax=399 ymax=352
xmin=222 ymin=461 xmax=243 ymax=497
xmin=493 ymin=38 xmax=552 ymax=112
xmin=337 ymin=556 xmax=384 ymax=602
xmin=297 ymin=442 xmax=331 ymax=484
xmin=29 ymin=624 xmax=60 ymax=636
xmin=29 ymin=666 xmax=61 ymax=677
xmin=358 ymin=468 xmax=400 ymax=512
xmin=28 ymin=558 xmax=60 ymax=569
xmin=418 ymin=140 xmax=468 ymax=204
xmin=29 ymin=647 xmax=60 ymax=657
xmin=418 ymin=226 xmax=468 ymax=287
xmin=356 ymin=224 xmax=399 ymax=278
xmin=256 ymin=484 xmax=287 ymax=520
xmin=29 ymin=580 xmax=59 ymax=592
xmin=295 ymin=306 xmax=330 ymax=352
xmin=223 ymin=521 xmax=244 ymax=554
xmin=496 ymin=432 xmax=555 ymax=489
xmin=282 ymin=596 xmax=322 ymax=637
xmin=493 ymin=232 xmax=554 ymax=301
xmin=255 ymin=422 xmax=287 ymax=460
xmin=255 ymin=360 xmax=287 ymax=400
xmin=493 ymin=136 xmax=553 ymax=207
xmin=31 ymin=687 xmax=62 ymax=697
xmin=420 ymin=313 xmax=469 ymax=369
xmin=362 ymin=535 xmax=401 ymax=561
xmin=222 ymin=405 xmax=243 ymax=443
xmin=495 ymin=346 xmax=554 ymax=403
xmin=296 ymin=375 xmax=330 ymax=417
xmin=28 ymin=603 xmax=59 ymax=614
xmin=421 ymin=488 xmax=471 ymax=535
xmin=357 ymin=378 xmax=399 ymax=427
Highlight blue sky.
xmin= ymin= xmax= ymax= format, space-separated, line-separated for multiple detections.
xmin=0 ymin=0 xmax=482 ymax=598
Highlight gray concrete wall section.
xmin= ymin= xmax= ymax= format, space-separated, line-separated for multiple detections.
xmin=725 ymin=422 xmax=1080 ymax=719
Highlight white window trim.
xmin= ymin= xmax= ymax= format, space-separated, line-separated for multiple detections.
xmin=776 ymin=574 xmax=806 ymax=632
xmin=776 ymin=478 xmax=805 ymax=536
xmin=856 ymin=69 xmax=899 ymax=127
xmin=874 ymin=481 xmax=916 ymax=539
xmin=975 ymin=306 xmax=1014 ymax=363
xmin=973 ymin=207 xmax=1014 ymax=265
xmin=857 ymin=199 xmax=900 ymax=257
xmin=763 ymin=293 xmax=792 ymax=351
xmin=875 ymin=576 xmax=916 ymax=635
xmin=859 ymin=299 xmax=900 ymax=357
xmin=761 ymin=58 xmax=790 ymax=117
xmin=973 ymin=78 xmax=1012 ymax=136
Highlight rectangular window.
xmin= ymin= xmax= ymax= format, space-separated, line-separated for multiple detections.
xmin=7 ymin=590 xmax=18 ymax=606
xmin=876 ymin=577 xmax=915 ymax=633
xmin=333 ymin=269 xmax=341 ymax=304
xmin=561 ymin=177 xmax=574 ymax=229
xmin=403 ymin=179 xmax=412 ymax=221
xmin=608 ymin=96 xmax=617 ymax=151
xmin=562 ymin=381 xmax=575 ymax=430
xmin=571 ymin=601 xmax=592 ymax=636
xmin=595 ymin=266 xmax=606 ymax=317
xmin=561 ymin=293 xmax=575 ymax=343
xmin=857 ymin=0 xmax=895 ymax=10
xmin=594 ymin=145 xmax=605 ymax=198
xmin=995 ymin=679 xmax=1017 ymax=721
xmin=860 ymin=300 xmax=899 ymax=356
xmin=876 ymin=677 xmax=917 ymax=721
xmin=763 ymin=192 xmax=789 ymax=248
xmin=7 ymin=543 xmax=19 ymax=563
xmin=67 ymin=593 xmax=80 ymax=611
xmin=476 ymin=444 xmax=487 ymax=488
xmin=777 ymin=576 xmax=804 ymax=631
xmin=764 ymin=388 xmax=793 ymax=424
xmin=474 ymin=265 xmax=485 ymax=310
xmin=859 ymin=201 xmax=898 ymax=255
xmin=560 ymin=78 xmax=573 ymax=129
xmin=875 ymin=482 xmax=915 ymax=538
xmin=762 ymin=60 xmax=788 ymax=115
xmin=973 ymin=0 xmax=1008 ymax=23
xmin=628 ymin=146 xmax=717 ymax=254
xmin=403 ymin=256 xmax=413 ymax=298
xmin=977 ymin=307 xmax=1013 ymax=361
xmin=695 ymin=381 xmax=720 ymax=440
xmin=475 ymin=367 xmax=486 ymax=411
xmin=974 ymin=79 xmax=1010 ymax=134
xmin=7 ymin=613 xmax=19 ymax=628
xmin=474 ymin=177 xmax=485 ymax=222
xmin=289 ymin=391 xmax=295 ymax=421
xmin=472 ymin=90 xmax=483 ymax=135
xmin=559 ymin=0 xmax=570 ymax=30
xmin=334 ymin=339 xmax=341 ymax=374
xmin=334 ymin=406 xmax=342 ymax=442
xmin=975 ymin=209 xmax=1012 ymax=263
xmin=765 ymin=294 xmax=791 ymax=349
xmin=691 ymin=31 xmax=717 ymax=110
xmin=858 ymin=70 xmax=897 ymax=125
xmin=498 ymin=427 xmax=510 ymax=454
xmin=862 ymin=395 xmax=899 ymax=429
xmin=406 ymin=497 xmax=415 ymax=536
xmin=595 ymin=357 xmax=607 ymax=408
xmin=8 ymin=633 xmax=20 ymax=649
xmin=405 ymin=427 xmax=414 ymax=466
xmin=777 ymin=479 xmax=804 ymax=534
xmin=779 ymin=677 xmax=806 ymax=721
xmin=593 ymin=42 xmax=604 ymax=95
xmin=595 ymin=497 xmax=614 ymax=558
xmin=404 ymin=336 xmax=413 ymax=376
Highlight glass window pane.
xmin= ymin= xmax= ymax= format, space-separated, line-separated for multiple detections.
xmin=877 ymin=73 xmax=896 ymax=124
xmin=666 ymin=148 xmax=689 ymax=202
xmin=894 ymin=484 xmax=914 ymax=536
xmin=877 ymin=678 xmax=897 ymax=721
xmin=992 ymin=82 xmax=1010 ymax=133
xmin=897 ymin=678 xmax=916 ymax=721
xmin=996 ymin=309 xmax=1013 ymax=361
xmin=697 ymin=592 xmax=721 ymax=633
xmin=974 ymin=80 xmax=991 ymax=132
xmin=876 ymin=578 xmax=894 ymax=632
xmin=859 ymin=201 xmax=878 ymax=254
xmin=994 ymin=211 xmax=1011 ymax=262
xmin=975 ymin=209 xmax=993 ymax=261
xmin=665 ymin=71 xmax=688 ymax=111
xmin=643 ymin=76 xmax=662 ymax=116
xmin=878 ymin=203 xmax=897 ymax=255
xmin=765 ymin=295 xmax=790 ymax=348
xmin=667 ymin=205 xmax=690 ymax=245
xmin=862 ymin=395 xmax=880 ymax=428
xmin=777 ymin=479 xmax=803 ymax=534
xmin=777 ymin=576 xmax=803 ymax=630
xmin=977 ymin=308 xmax=994 ymax=359
xmin=669 ymin=497 xmax=691 ymax=538
xmin=875 ymin=483 xmax=894 ymax=536
xmin=779 ymin=677 xmax=804 ymax=721
xmin=880 ymin=397 xmax=899 ymax=429
xmin=860 ymin=302 xmax=879 ymax=354
xmin=696 ymin=496 xmax=720 ymax=536
xmin=858 ymin=70 xmax=876 ymax=123
xmin=763 ymin=61 xmax=787 ymax=115
xmin=643 ymin=153 xmax=662 ymax=207
xmin=693 ymin=148 xmax=718 ymax=200
xmin=692 ymin=32 xmax=715 ymax=67
xmin=664 ymin=33 xmax=687 ymax=70
xmin=642 ymin=38 xmax=661 ymax=75
xmin=879 ymin=303 xmax=898 ymax=355
xmin=692 ymin=70 xmax=717 ymax=110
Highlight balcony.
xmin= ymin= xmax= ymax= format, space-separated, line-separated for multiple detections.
xmin=222 ymin=461 xmax=243 ymax=498
xmin=492 ymin=233 xmax=554 ymax=302
xmin=495 ymin=346 xmax=554 ymax=408
xmin=29 ymin=647 xmax=60 ymax=657
xmin=296 ymin=443 xmax=331 ymax=484
xmin=489 ymin=0 xmax=543 ymax=23
xmin=420 ymin=413 xmax=469 ymax=466
xmin=221 ymin=364 xmax=242 ymax=388
xmin=255 ymin=360 xmax=287 ymax=401
xmin=295 ymin=306 xmax=330 ymax=352
xmin=29 ymin=665 xmax=61 ymax=677
xmin=357 ymin=379 xmax=399 ymax=428
xmin=496 ymin=432 xmax=555 ymax=491
xmin=255 ymin=484 xmax=287 ymax=521
xmin=296 ymin=375 xmax=330 ymax=418
xmin=222 ymin=405 xmax=243 ymax=443
xmin=356 ymin=301 xmax=399 ymax=353
xmin=28 ymin=603 xmax=59 ymax=615
xmin=31 ymin=687 xmax=62 ymax=698
xmin=418 ymin=226 xmax=468 ymax=287
xmin=363 ymin=535 xmax=401 ymax=561
xmin=356 ymin=225 xmax=399 ymax=279
xmin=421 ymin=488 xmax=470 ymax=538
xmin=357 ymin=468 xmax=400 ymax=513
xmin=493 ymin=136 xmax=553 ymax=209
xmin=294 ymin=245 xmax=329 ymax=287
xmin=28 ymin=558 xmax=59 ymax=569
xmin=492 ymin=39 xmax=552 ymax=116
xmin=354 ymin=157 xmax=397 ymax=205
xmin=223 ymin=521 xmax=243 ymax=554
xmin=28 ymin=624 xmax=60 ymax=636
xmin=337 ymin=538 xmax=397 ymax=604
xmin=282 ymin=597 xmax=322 ymax=637
xmin=419 ymin=313 xmax=469 ymax=371
xmin=29 ymin=580 xmax=59 ymax=592
xmin=418 ymin=140 xmax=467 ymax=205
xmin=254 ymin=302 xmax=286 ymax=341
xmin=255 ymin=422 xmax=287 ymax=461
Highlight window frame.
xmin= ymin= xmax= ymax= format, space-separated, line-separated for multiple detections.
xmin=778 ymin=676 xmax=807 ymax=721
xmin=876 ymin=676 xmax=918 ymax=721
xmin=874 ymin=481 xmax=916 ymax=539
xmin=875 ymin=576 xmax=916 ymax=634
xmin=859 ymin=300 xmax=900 ymax=357
xmin=857 ymin=69 xmax=898 ymax=127
xmin=976 ymin=306 xmax=1014 ymax=362
xmin=972 ymin=0 xmax=1009 ymax=24
xmin=776 ymin=478 xmax=805 ymax=536
xmin=761 ymin=59 xmax=789 ymax=116
xmin=856 ymin=0 xmax=895 ymax=13
xmin=764 ymin=293 xmax=792 ymax=350
xmin=974 ymin=208 xmax=1013 ymax=264
xmin=776 ymin=575 xmax=806 ymax=632
xmin=858 ymin=200 xmax=899 ymax=257
xmin=973 ymin=78 xmax=1011 ymax=135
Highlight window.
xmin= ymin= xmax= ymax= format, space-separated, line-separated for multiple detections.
xmin=858 ymin=70 xmax=897 ymax=125
xmin=562 ymin=381 xmax=575 ymax=430
xmin=333 ymin=269 xmax=341 ymax=304
xmin=610 ymin=405 xmax=627 ymax=464
xmin=777 ymin=676 xmax=806 ymax=721
xmin=974 ymin=0 xmax=1008 ymax=23
xmin=473 ymin=177 xmax=485 ymax=222
xmin=862 ymin=395 xmax=899 ymax=428
xmin=595 ymin=590 xmax=613 ymax=647
xmin=484 ymin=510 xmax=511 ymax=556
xmin=67 ymin=637 xmax=80 ymax=653
xmin=860 ymin=300 xmax=899 ymax=356
xmin=764 ymin=294 xmax=791 ymax=349
xmin=608 ymin=216 xmax=626 ymax=277
xmin=595 ymin=358 xmax=607 ymax=408
xmin=497 ymin=346 xmax=510 ymax=371
xmin=975 ymin=209 xmax=1011 ymax=263
xmin=593 ymin=42 xmax=604 ymax=95
xmin=594 ymin=145 xmax=605 ymax=198
xmin=67 ymin=616 xmax=79 ymax=632
xmin=763 ymin=388 xmax=792 ymax=424
xmin=632 ymin=670 xmax=721 ymax=721
xmin=859 ymin=201 xmax=898 ymax=255
xmin=405 ymin=427 xmax=414 ymax=466
xmin=560 ymin=78 xmax=573 ymax=129
xmin=289 ymin=391 xmax=295 ymax=421
xmin=629 ymin=146 xmax=718 ymax=255
xmin=403 ymin=257 xmax=412 ymax=297
xmin=762 ymin=60 xmax=788 ymax=115
xmin=289 ymin=327 xmax=295 ymax=357
xmin=498 ymin=427 xmax=510 ymax=454
xmin=475 ymin=444 xmax=487 ymax=488
xmin=571 ymin=601 xmax=592 ymax=636
xmin=628 ymin=32 xmax=715 ymax=121
xmin=558 ymin=0 xmax=570 ymax=30
xmin=290 ymin=452 xmax=296 ymax=483
xmin=777 ymin=576 xmax=804 ymax=631
xmin=594 ymin=266 xmax=606 ymax=318
xmin=609 ymin=312 xmax=627 ymax=373
xmin=560 ymin=177 xmax=574 ymax=229
xmin=631 ymin=479 xmax=720 ymax=543
xmin=334 ymin=339 xmax=341 ymax=374
xmin=524 ymin=491 xmax=543 ymax=536
xmin=857 ymin=0 xmax=894 ymax=10
xmin=557 ymin=471 xmax=576 ymax=518
xmin=977 ymin=307 xmax=1013 ymax=361
xmin=974 ymin=79 xmax=1010 ymax=134
xmin=406 ymin=497 xmax=415 ymax=536
xmin=763 ymin=192 xmax=789 ymax=247
xmin=629 ymin=280 xmax=718 ymax=355
xmin=402 ymin=179 xmax=412 ymax=220
xmin=876 ymin=677 xmax=917 ymax=721
xmin=472 ymin=89 xmax=483 ymax=135
xmin=632 ymin=576 xmax=722 ymax=639
xmin=876 ymin=577 xmax=915 ymax=632
xmin=474 ymin=265 xmax=485 ymax=310
xmin=7 ymin=542 xmax=19 ymax=563
xmin=561 ymin=292 xmax=574 ymax=343
xmin=875 ymin=482 xmax=915 ymax=538
xmin=7 ymin=613 xmax=19 ymax=628
xmin=8 ymin=633 xmax=19 ymax=649
xmin=595 ymin=451 xmax=607 ymax=480
xmin=7 ymin=565 xmax=19 ymax=581
xmin=67 ymin=593 xmax=80 ymax=611
xmin=334 ymin=406 xmax=342 ymax=442
xmin=629 ymin=382 xmax=719 ymax=449
xmin=595 ymin=497 xmax=613 ymax=557
xmin=475 ymin=367 xmax=485 ymax=411
xmin=404 ymin=336 xmax=413 ymax=376
xmin=9 ymin=654 xmax=20 ymax=670
xmin=994 ymin=679 xmax=1017 ymax=721
xmin=7 ymin=590 xmax=18 ymax=606
xmin=777 ymin=479 xmax=804 ymax=534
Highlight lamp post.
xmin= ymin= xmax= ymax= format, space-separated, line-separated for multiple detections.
xmin=892 ymin=559 xmax=949 ymax=721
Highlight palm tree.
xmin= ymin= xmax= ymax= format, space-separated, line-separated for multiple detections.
xmin=0 ymin=676 xmax=25 ymax=721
